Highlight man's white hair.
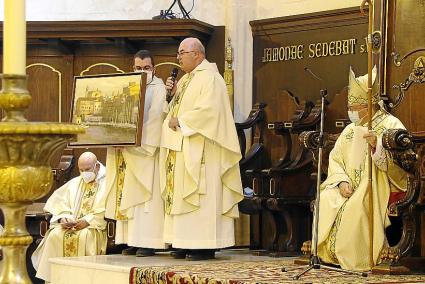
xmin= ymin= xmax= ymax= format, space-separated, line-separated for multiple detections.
xmin=183 ymin=37 xmax=205 ymax=55
xmin=78 ymin=151 xmax=98 ymax=165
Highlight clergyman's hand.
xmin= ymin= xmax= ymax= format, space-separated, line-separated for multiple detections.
xmin=60 ymin=218 xmax=77 ymax=229
xmin=165 ymin=77 xmax=177 ymax=97
xmin=338 ymin=182 xmax=354 ymax=198
xmin=60 ymin=217 xmax=74 ymax=224
xmin=168 ymin=117 xmax=179 ymax=131
xmin=72 ymin=220 xmax=90 ymax=231
xmin=363 ymin=131 xmax=377 ymax=149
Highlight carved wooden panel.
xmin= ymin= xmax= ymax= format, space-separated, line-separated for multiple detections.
xmin=325 ymin=87 xmax=349 ymax=133
xmin=382 ymin=1 xmax=425 ymax=261
xmin=271 ymin=93 xmax=299 ymax=166
xmin=251 ymin=7 xmax=368 ymax=166
xmin=154 ymin=55 xmax=184 ymax=83
xmin=26 ymin=59 xmax=67 ymax=122
xmin=384 ymin=0 xmax=425 ymax=131
xmin=24 ymin=56 xmax=74 ymax=168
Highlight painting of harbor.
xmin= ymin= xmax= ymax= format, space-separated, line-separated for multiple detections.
xmin=70 ymin=73 xmax=144 ymax=146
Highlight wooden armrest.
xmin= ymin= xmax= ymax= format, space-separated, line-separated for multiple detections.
xmin=240 ymin=143 xmax=264 ymax=168
xmin=235 ymin=102 xmax=266 ymax=131
xmin=238 ymin=197 xmax=263 ymax=214
xmin=382 ymin=129 xmax=417 ymax=173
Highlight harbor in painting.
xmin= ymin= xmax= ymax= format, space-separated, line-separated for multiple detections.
xmin=71 ymin=74 xmax=142 ymax=146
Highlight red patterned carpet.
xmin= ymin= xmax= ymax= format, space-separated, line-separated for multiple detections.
xmin=129 ymin=260 xmax=425 ymax=284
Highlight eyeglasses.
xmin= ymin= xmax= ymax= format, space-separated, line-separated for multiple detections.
xmin=176 ymin=50 xmax=195 ymax=57
xmin=133 ymin=65 xmax=153 ymax=72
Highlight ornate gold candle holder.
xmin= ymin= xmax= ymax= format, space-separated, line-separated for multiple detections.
xmin=0 ymin=74 xmax=83 ymax=283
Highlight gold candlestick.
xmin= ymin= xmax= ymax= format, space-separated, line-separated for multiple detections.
xmin=0 ymin=74 xmax=84 ymax=283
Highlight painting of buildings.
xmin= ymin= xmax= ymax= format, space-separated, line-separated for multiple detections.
xmin=70 ymin=73 xmax=144 ymax=146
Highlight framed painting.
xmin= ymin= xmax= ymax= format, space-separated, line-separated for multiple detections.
xmin=69 ymin=72 xmax=147 ymax=147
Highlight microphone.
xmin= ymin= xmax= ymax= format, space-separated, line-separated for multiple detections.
xmin=304 ymin=67 xmax=327 ymax=100
xmin=167 ymin=67 xmax=179 ymax=103
xmin=304 ymin=67 xmax=324 ymax=82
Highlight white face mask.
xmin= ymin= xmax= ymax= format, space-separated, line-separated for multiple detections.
xmin=134 ymin=70 xmax=154 ymax=83
xmin=81 ymin=171 xmax=96 ymax=183
xmin=144 ymin=70 xmax=154 ymax=83
xmin=348 ymin=110 xmax=360 ymax=123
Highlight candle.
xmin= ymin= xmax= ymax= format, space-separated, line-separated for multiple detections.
xmin=3 ymin=0 xmax=26 ymax=75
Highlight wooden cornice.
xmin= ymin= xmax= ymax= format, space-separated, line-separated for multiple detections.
xmin=250 ymin=7 xmax=368 ymax=36
xmin=0 ymin=19 xmax=216 ymax=42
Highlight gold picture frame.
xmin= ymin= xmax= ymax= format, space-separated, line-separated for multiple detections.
xmin=69 ymin=72 xmax=147 ymax=147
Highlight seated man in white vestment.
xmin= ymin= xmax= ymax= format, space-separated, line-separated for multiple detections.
xmin=315 ymin=67 xmax=408 ymax=271
xmin=161 ymin=37 xmax=243 ymax=260
xmin=32 ymin=152 xmax=109 ymax=282
xmin=105 ymin=50 xmax=167 ymax=257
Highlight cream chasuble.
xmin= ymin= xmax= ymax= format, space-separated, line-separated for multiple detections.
xmin=160 ymin=59 xmax=243 ymax=249
xmin=105 ymin=75 xmax=167 ymax=248
xmin=315 ymin=110 xmax=407 ymax=271
xmin=31 ymin=164 xmax=109 ymax=282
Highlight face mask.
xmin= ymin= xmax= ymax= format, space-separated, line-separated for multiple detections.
xmin=348 ymin=110 xmax=360 ymax=123
xmin=143 ymin=70 xmax=154 ymax=83
xmin=81 ymin=171 xmax=96 ymax=183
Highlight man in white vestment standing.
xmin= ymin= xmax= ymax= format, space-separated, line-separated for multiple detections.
xmin=32 ymin=152 xmax=109 ymax=282
xmin=105 ymin=50 xmax=167 ymax=257
xmin=161 ymin=37 xmax=243 ymax=260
